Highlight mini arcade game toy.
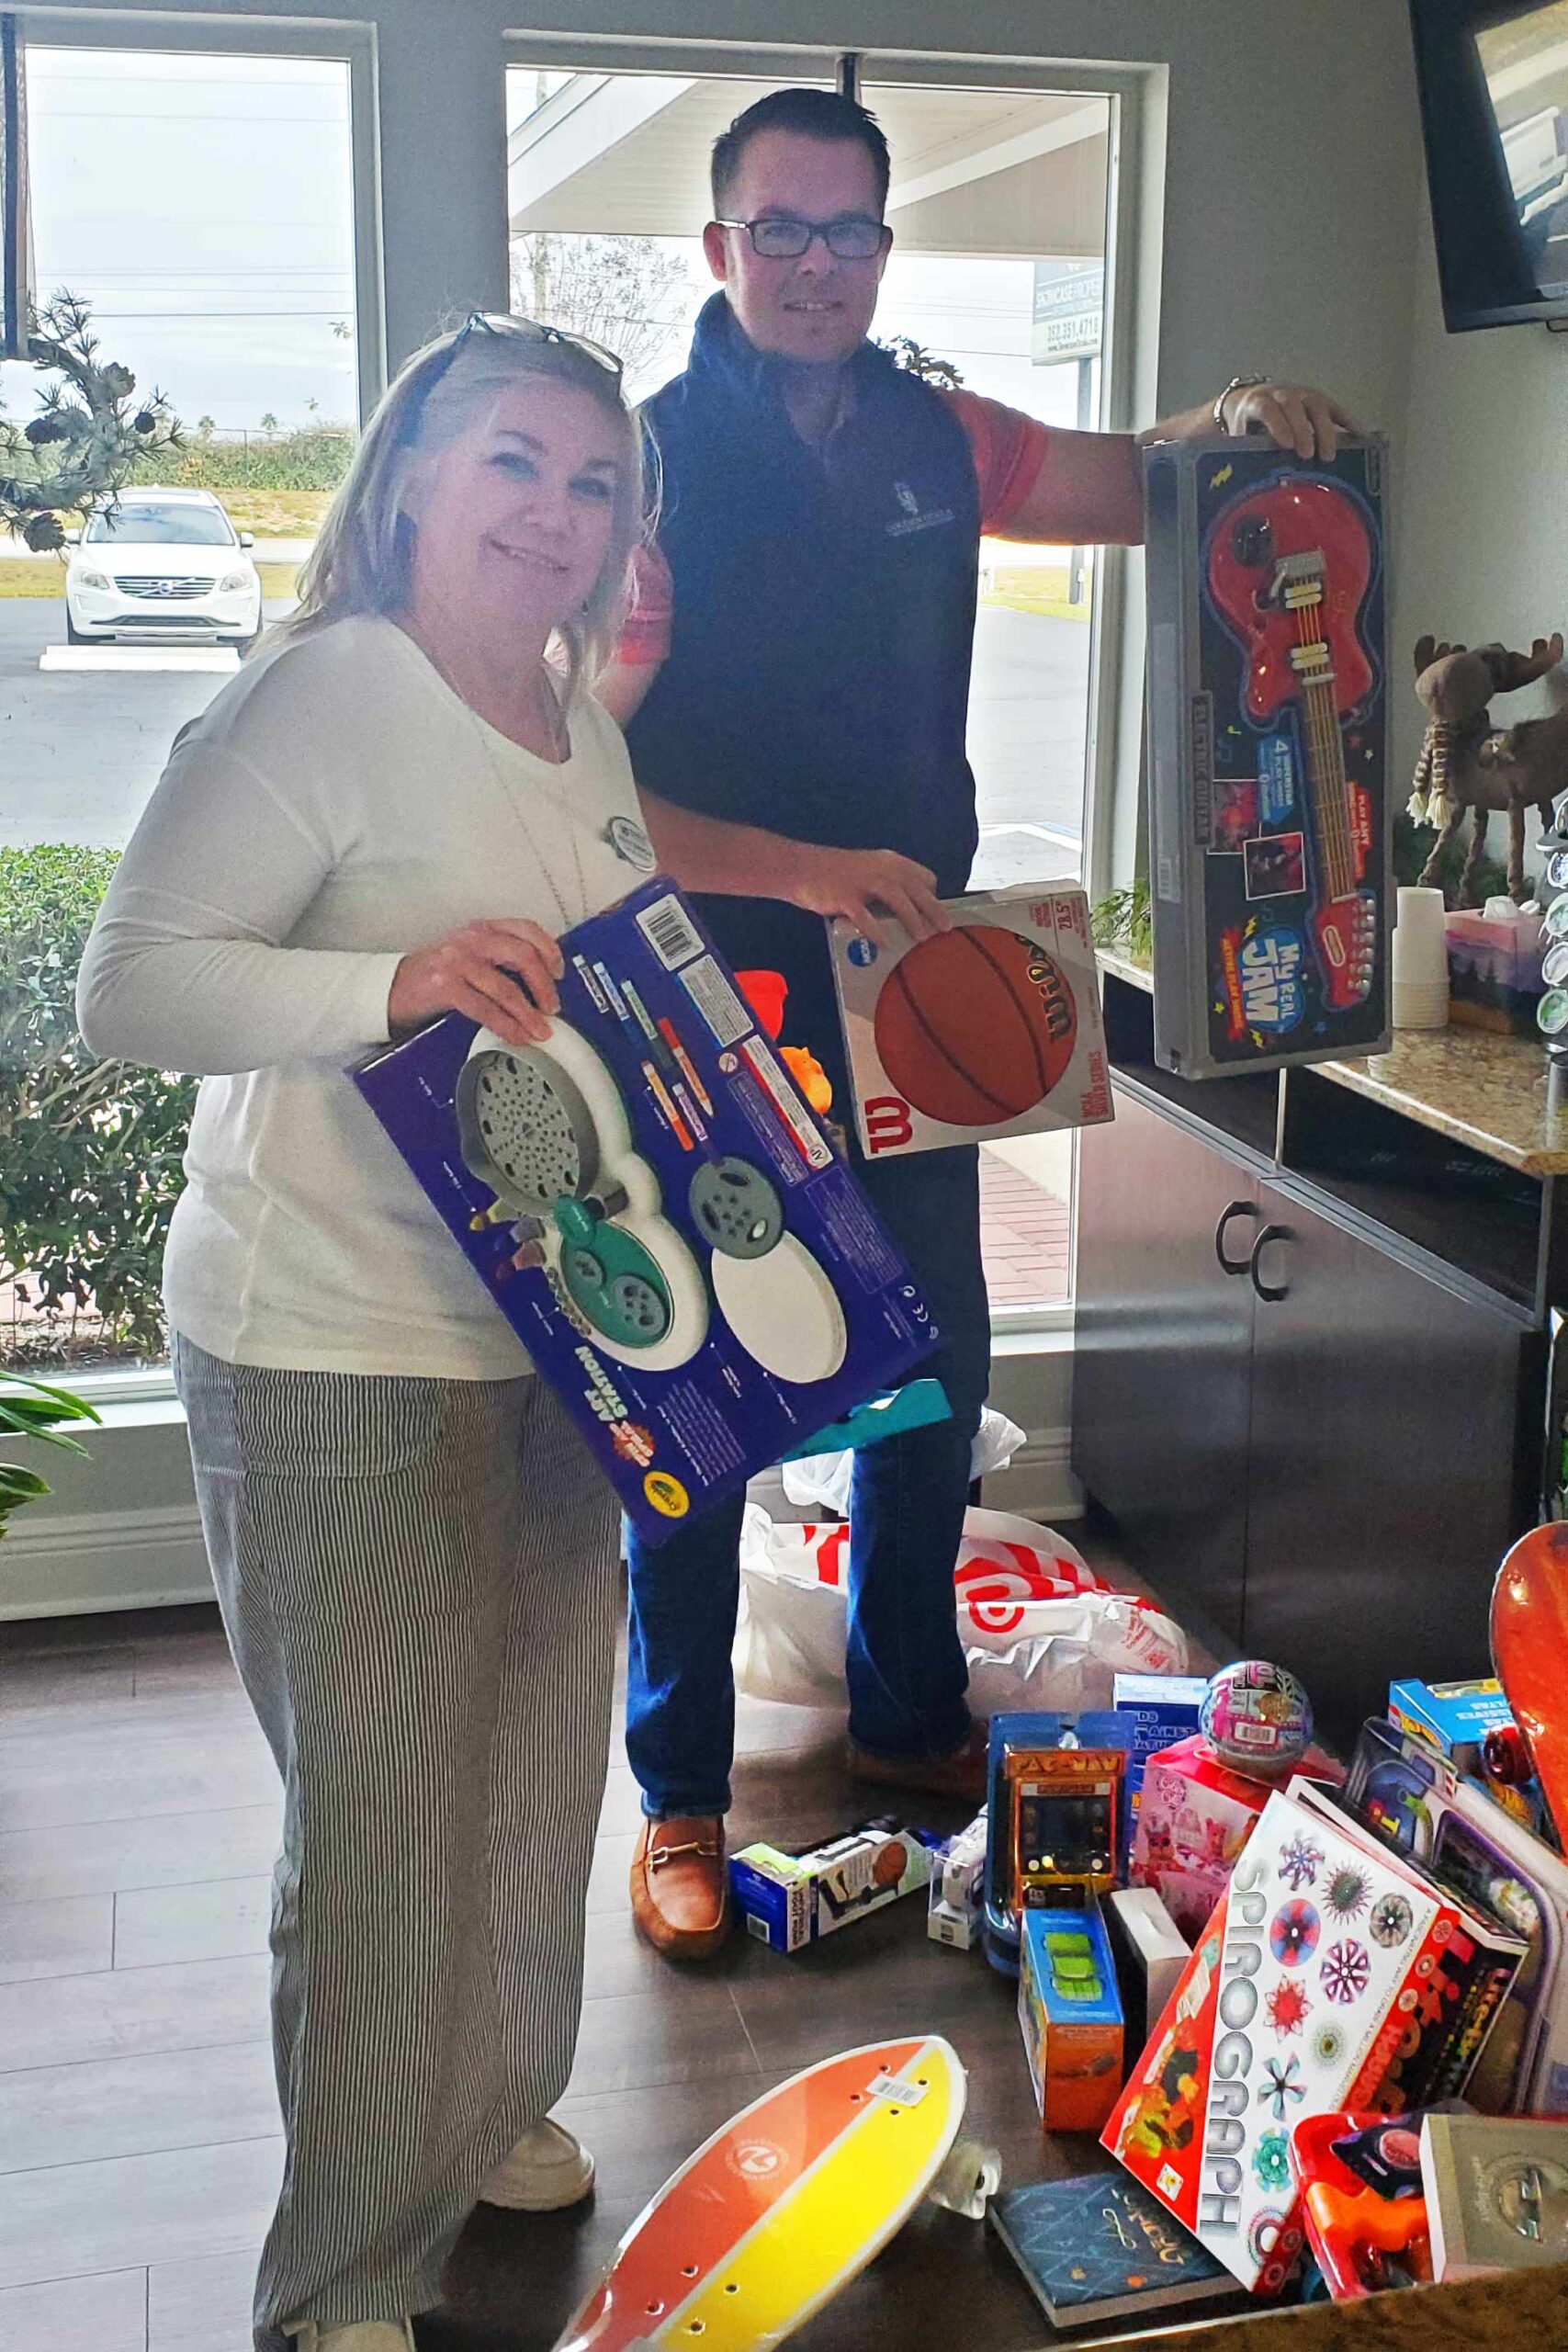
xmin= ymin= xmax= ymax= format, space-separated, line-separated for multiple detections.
xmin=1144 ymin=436 xmax=1391 ymax=1079
xmin=982 ymin=1712 xmax=1134 ymax=1976
xmin=828 ymin=885 xmax=1112 ymax=1160
xmin=355 ymin=880 xmax=937 ymax=1543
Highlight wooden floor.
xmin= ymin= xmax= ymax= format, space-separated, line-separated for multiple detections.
xmin=0 ymin=1591 xmax=1217 ymax=2352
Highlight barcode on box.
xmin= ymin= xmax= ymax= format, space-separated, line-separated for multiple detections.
xmin=636 ymin=893 xmax=703 ymax=971
xmin=680 ymin=955 xmax=751 ymax=1046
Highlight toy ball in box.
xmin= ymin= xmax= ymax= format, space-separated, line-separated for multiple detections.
xmin=1144 ymin=436 xmax=1391 ymax=1080
xmin=1201 ymin=1661 xmax=1314 ymax=1777
xmin=1019 ymin=1899 xmax=1125 ymax=2135
xmin=730 ymin=1822 xmax=938 ymax=1954
xmin=354 ymin=880 xmax=937 ymax=1543
xmin=827 ymin=886 xmax=1113 ymax=1160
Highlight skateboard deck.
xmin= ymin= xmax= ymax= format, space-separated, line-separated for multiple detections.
xmin=553 ymin=2036 xmax=969 ymax=2350
xmin=1491 ymin=1521 xmax=1568 ymax=1834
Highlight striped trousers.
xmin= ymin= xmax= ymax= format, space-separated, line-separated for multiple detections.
xmin=173 ymin=1336 xmax=620 ymax=2349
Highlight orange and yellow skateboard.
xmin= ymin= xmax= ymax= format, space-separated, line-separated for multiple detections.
xmin=1492 ymin=1521 xmax=1568 ymax=1834
xmin=552 ymin=2036 xmax=996 ymax=2351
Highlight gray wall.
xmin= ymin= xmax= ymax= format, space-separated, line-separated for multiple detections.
xmin=1393 ymin=211 xmax=1568 ymax=787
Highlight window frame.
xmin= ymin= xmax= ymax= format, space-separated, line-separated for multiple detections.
xmin=10 ymin=6 xmax=385 ymax=1408
xmin=505 ymin=33 xmax=1162 ymax=1336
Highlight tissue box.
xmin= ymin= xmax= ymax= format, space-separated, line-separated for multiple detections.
xmin=354 ymin=879 xmax=936 ymax=1543
xmin=1446 ymin=907 xmax=1544 ymax=1036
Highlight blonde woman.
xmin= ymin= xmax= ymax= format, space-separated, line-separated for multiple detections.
xmin=77 ymin=318 xmax=652 ymax=2352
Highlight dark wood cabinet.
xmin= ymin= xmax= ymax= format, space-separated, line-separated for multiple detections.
xmin=1074 ymin=1091 xmax=1258 ymax=1645
xmin=1075 ymin=974 xmax=1544 ymax=1748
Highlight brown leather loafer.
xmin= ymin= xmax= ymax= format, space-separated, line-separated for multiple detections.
xmin=845 ymin=1721 xmax=989 ymax=1804
xmin=630 ymin=1815 xmax=730 ymax=1959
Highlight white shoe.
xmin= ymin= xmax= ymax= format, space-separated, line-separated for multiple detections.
xmin=288 ymin=2324 xmax=415 ymax=2352
xmin=479 ymin=2116 xmax=595 ymax=2211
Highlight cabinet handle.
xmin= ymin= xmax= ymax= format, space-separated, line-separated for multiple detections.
xmin=1214 ymin=1198 xmax=1262 ymax=1275
xmin=1249 ymin=1222 xmax=1293 ymax=1303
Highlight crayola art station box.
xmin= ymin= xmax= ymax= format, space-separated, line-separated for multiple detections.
xmin=827 ymin=886 xmax=1113 ymax=1161
xmin=355 ymin=879 xmax=937 ymax=1542
xmin=1144 ymin=436 xmax=1392 ymax=1079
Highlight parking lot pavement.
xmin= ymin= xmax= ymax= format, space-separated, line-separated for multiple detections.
xmin=0 ymin=600 xmax=294 ymax=849
xmin=0 ymin=597 xmax=1088 ymax=862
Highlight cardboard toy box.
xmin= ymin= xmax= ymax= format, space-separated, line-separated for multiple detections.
xmin=1128 ymin=1734 xmax=1274 ymax=1943
xmin=1387 ymin=1676 xmax=1514 ymax=1777
xmin=1144 ymin=436 xmax=1392 ymax=1080
xmin=1114 ymin=1674 xmax=1211 ymax=1869
xmin=827 ymin=885 xmax=1113 ymax=1161
xmin=730 ymin=1824 xmax=938 ymax=1954
xmin=354 ymin=879 xmax=938 ymax=1544
xmin=1019 ymin=1900 xmax=1125 ymax=2134
xmin=1102 ymin=1783 xmax=1525 ymax=2295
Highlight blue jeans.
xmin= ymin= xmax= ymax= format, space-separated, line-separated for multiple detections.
xmin=625 ymin=1144 xmax=991 ymax=1819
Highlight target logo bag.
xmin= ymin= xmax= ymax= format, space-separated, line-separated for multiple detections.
xmin=829 ymin=886 xmax=1115 ymax=1159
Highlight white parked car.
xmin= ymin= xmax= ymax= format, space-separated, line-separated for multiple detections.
xmin=64 ymin=489 xmax=263 ymax=649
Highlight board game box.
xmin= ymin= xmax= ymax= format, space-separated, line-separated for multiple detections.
xmin=1144 ymin=435 xmax=1392 ymax=1080
xmin=354 ymin=879 xmax=937 ymax=1542
xmin=1102 ymin=1782 xmax=1524 ymax=2293
xmin=827 ymin=885 xmax=1113 ymax=1160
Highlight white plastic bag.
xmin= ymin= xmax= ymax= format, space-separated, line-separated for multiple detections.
xmin=733 ymin=1500 xmax=1189 ymax=1716
xmin=780 ymin=1406 xmax=1027 ymax=1519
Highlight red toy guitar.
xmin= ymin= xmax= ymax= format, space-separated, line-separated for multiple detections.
xmin=1207 ymin=478 xmax=1378 ymax=1009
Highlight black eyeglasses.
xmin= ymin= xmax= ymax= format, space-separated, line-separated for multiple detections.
xmin=713 ymin=213 xmax=888 ymax=261
xmin=455 ymin=311 xmax=625 ymax=385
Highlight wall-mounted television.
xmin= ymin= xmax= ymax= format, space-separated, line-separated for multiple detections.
xmin=1409 ymin=0 xmax=1568 ymax=328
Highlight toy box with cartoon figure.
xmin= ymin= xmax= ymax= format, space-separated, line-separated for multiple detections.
xmin=1019 ymin=1899 xmax=1125 ymax=2134
xmin=730 ymin=1822 xmax=939 ymax=1954
xmin=1102 ymin=1783 xmax=1524 ymax=2294
xmin=354 ymin=878 xmax=937 ymax=1543
xmin=1128 ymin=1734 xmax=1274 ymax=1943
xmin=1345 ymin=1713 xmax=1568 ymax=2117
xmin=827 ymin=886 xmax=1113 ymax=1160
xmin=1144 ymin=435 xmax=1391 ymax=1080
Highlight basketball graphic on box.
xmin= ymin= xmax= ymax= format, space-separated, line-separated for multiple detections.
xmin=830 ymin=887 xmax=1115 ymax=1160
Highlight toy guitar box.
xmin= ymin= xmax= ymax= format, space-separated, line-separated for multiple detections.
xmin=827 ymin=886 xmax=1113 ymax=1159
xmin=1144 ymin=435 xmax=1392 ymax=1080
xmin=1101 ymin=1781 xmax=1525 ymax=2294
xmin=354 ymin=879 xmax=937 ymax=1542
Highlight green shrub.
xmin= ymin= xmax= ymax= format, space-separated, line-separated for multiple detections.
xmin=132 ymin=424 xmax=355 ymax=495
xmin=0 ymin=845 xmax=196 ymax=1364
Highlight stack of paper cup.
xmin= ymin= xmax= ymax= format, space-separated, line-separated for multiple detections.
xmin=1392 ymin=885 xmax=1450 ymax=1030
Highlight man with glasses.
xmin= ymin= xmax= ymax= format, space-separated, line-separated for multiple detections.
xmin=599 ymin=85 xmax=1358 ymax=1960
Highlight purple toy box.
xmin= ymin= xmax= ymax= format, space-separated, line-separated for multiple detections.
xmin=354 ymin=879 xmax=937 ymax=1541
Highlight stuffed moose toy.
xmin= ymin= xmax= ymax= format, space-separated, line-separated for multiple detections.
xmin=1409 ymin=631 xmax=1568 ymax=904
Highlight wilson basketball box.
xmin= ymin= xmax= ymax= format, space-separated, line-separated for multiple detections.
xmin=354 ymin=879 xmax=937 ymax=1543
xmin=828 ymin=886 xmax=1114 ymax=1161
xmin=1144 ymin=436 xmax=1391 ymax=1080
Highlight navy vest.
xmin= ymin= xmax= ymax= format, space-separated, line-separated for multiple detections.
xmin=626 ymin=293 xmax=982 ymax=1060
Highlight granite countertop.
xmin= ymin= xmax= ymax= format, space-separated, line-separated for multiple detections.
xmin=1089 ymin=2260 xmax=1568 ymax=2348
xmin=1095 ymin=950 xmax=1568 ymax=1179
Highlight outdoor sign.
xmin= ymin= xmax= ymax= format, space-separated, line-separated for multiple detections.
xmin=1032 ymin=259 xmax=1102 ymax=365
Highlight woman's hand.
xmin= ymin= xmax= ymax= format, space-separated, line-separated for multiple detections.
xmin=388 ymin=918 xmax=565 ymax=1046
xmin=785 ymin=844 xmax=951 ymax=941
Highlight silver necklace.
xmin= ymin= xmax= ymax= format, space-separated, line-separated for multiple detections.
xmin=458 ymin=677 xmax=591 ymax=933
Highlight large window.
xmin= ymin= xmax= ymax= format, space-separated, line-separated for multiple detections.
xmin=0 ymin=36 xmax=361 ymax=1373
xmin=506 ymin=51 xmax=1122 ymax=1316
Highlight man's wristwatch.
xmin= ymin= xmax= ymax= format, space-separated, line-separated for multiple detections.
xmin=1213 ymin=374 xmax=1269 ymax=434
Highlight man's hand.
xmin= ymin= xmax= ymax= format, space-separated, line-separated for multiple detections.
xmin=388 ymin=918 xmax=563 ymax=1047
xmin=1219 ymin=380 xmax=1365 ymax=462
xmin=787 ymin=843 xmax=950 ymax=941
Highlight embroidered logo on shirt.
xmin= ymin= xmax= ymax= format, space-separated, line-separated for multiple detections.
xmin=886 ymin=479 xmax=955 ymax=537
